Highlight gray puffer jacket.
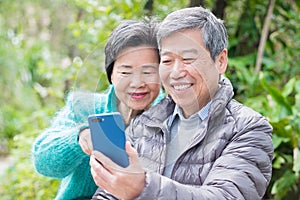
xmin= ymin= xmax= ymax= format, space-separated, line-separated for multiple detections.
xmin=126 ymin=77 xmax=273 ymax=200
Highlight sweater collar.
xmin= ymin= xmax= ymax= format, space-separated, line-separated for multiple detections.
xmin=105 ymin=85 xmax=118 ymax=113
xmin=168 ymin=102 xmax=211 ymax=127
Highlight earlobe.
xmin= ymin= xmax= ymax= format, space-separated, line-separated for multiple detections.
xmin=110 ymin=72 xmax=115 ymax=84
xmin=216 ymin=49 xmax=228 ymax=74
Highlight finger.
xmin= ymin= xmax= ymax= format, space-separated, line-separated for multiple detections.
xmin=82 ymin=141 xmax=88 ymax=153
xmin=90 ymin=154 xmax=101 ymax=168
xmin=90 ymin=157 xmax=106 ymax=188
xmin=92 ymin=150 xmax=122 ymax=172
xmin=90 ymin=155 xmax=114 ymax=185
xmin=84 ymin=142 xmax=92 ymax=155
xmin=87 ymin=138 xmax=93 ymax=154
xmin=126 ymin=141 xmax=139 ymax=164
xmin=85 ymin=129 xmax=93 ymax=153
xmin=125 ymin=142 xmax=144 ymax=174
xmin=84 ymin=140 xmax=92 ymax=155
xmin=79 ymin=129 xmax=92 ymax=155
xmin=79 ymin=140 xmax=88 ymax=155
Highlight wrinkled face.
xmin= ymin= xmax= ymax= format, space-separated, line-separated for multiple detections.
xmin=111 ymin=46 xmax=161 ymax=111
xmin=159 ymin=29 xmax=227 ymax=118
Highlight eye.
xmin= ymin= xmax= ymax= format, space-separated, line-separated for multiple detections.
xmin=143 ymin=71 xmax=157 ymax=75
xmin=118 ymin=71 xmax=132 ymax=76
xmin=161 ymin=59 xmax=173 ymax=65
xmin=183 ymin=58 xmax=196 ymax=64
xmin=161 ymin=54 xmax=174 ymax=66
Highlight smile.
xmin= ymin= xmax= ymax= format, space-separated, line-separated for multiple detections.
xmin=173 ymin=84 xmax=192 ymax=91
xmin=129 ymin=92 xmax=148 ymax=99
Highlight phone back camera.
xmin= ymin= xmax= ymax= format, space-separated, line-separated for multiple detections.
xmin=92 ymin=118 xmax=104 ymax=122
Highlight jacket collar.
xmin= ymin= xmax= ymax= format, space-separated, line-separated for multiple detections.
xmin=209 ymin=76 xmax=234 ymax=118
xmin=138 ymin=95 xmax=175 ymax=128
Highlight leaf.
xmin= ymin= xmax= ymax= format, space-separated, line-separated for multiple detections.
xmin=272 ymin=134 xmax=290 ymax=149
xmin=259 ymin=72 xmax=293 ymax=115
xmin=272 ymin=153 xmax=286 ymax=169
xmin=271 ymin=170 xmax=296 ymax=196
xmin=295 ymin=80 xmax=300 ymax=94
xmin=282 ymin=77 xmax=296 ymax=97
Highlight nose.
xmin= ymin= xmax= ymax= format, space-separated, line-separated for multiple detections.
xmin=130 ymin=73 xmax=145 ymax=88
xmin=170 ymin=59 xmax=186 ymax=79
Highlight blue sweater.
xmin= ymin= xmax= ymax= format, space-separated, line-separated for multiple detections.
xmin=32 ymin=85 xmax=165 ymax=200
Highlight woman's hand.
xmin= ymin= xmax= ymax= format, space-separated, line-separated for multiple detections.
xmin=90 ymin=141 xmax=145 ymax=200
xmin=78 ymin=128 xmax=93 ymax=155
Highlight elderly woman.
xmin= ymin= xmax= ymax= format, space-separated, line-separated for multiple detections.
xmin=32 ymin=19 xmax=164 ymax=200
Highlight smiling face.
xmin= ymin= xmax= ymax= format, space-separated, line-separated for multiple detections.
xmin=159 ymin=29 xmax=228 ymax=118
xmin=111 ymin=46 xmax=161 ymax=112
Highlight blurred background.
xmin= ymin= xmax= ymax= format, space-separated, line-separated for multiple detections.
xmin=0 ymin=0 xmax=299 ymax=199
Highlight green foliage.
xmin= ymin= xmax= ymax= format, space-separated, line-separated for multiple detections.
xmin=0 ymin=0 xmax=300 ymax=199
xmin=225 ymin=2 xmax=300 ymax=199
xmin=0 ymin=108 xmax=60 ymax=199
xmin=227 ymin=53 xmax=260 ymax=100
xmin=259 ymin=74 xmax=300 ymax=199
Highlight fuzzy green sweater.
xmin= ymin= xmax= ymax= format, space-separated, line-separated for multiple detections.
xmin=32 ymin=86 xmax=165 ymax=200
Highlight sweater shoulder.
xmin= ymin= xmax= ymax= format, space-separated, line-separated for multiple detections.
xmin=66 ymin=89 xmax=111 ymax=116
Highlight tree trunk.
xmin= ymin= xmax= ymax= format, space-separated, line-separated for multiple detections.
xmin=144 ymin=0 xmax=154 ymax=15
xmin=255 ymin=0 xmax=276 ymax=74
xmin=189 ymin=0 xmax=206 ymax=7
xmin=212 ymin=0 xmax=226 ymax=19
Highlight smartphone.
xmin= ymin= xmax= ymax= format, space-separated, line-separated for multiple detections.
xmin=88 ymin=112 xmax=129 ymax=168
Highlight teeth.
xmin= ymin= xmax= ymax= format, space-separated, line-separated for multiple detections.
xmin=174 ymin=84 xmax=191 ymax=90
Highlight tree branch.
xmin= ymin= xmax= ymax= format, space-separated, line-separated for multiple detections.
xmin=255 ymin=0 xmax=276 ymax=74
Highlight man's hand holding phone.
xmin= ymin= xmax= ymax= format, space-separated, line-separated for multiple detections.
xmin=90 ymin=141 xmax=146 ymax=200
xmin=87 ymin=113 xmax=146 ymax=199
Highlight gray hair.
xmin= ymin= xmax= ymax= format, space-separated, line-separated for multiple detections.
xmin=157 ymin=7 xmax=228 ymax=61
xmin=105 ymin=19 xmax=159 ymax=84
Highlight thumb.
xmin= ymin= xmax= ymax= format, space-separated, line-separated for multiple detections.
xmin=125 ymin=141 xmax=144 ymax=173
xmin=125 ymin=141 xmax=139 ymax=165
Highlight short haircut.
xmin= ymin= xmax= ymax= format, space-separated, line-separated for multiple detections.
xmin=157 ymin=7 xmax=228 ymax=61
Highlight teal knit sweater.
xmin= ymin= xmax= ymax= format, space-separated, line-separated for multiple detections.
xmin=32 ymin=85 xmax=165 ymax=200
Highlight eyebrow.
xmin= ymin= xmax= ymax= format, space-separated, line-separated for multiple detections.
xmin=142 ymin=65 xmax=158 ymax=69
xmin=160 ymin=48 xmax=198 ymax=56
xmin=116 ymin=65 xmax=132 ymax=69
xmin=116 ymin=65 xmax=157 ymax=69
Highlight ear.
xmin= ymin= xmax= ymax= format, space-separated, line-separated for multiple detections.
xmin=110 ymin=66 xmax=116 ymax=84
xmin=215 ymin=49 xmax=228 ymax=74
xmin=110 ymin=75 xmax=114 ymax=84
